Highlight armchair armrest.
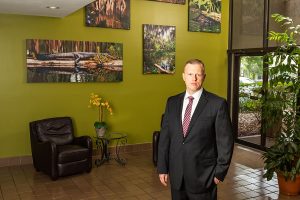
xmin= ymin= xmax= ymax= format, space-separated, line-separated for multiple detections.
xmin=152 ymin=131 xmax=160 ymax=166
xmin=73 ymin=136 xmax=93 ymax=156
xmin=34 ymin=140 xmax=57 ymax=161
xmin=73 ymin=136 xmax=92 ymax=148
xmin=73 ymin=136 xmax=93 ymax=172
xmin=37 ymin=140 xmax=57 ymax=153
xmin=33 ymin=140 xmax=58 ymax=179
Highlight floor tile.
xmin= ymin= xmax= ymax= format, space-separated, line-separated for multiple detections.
xmin=0 ymin=145 xmax=300 ymax=199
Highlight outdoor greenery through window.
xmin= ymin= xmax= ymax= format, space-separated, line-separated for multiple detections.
xmin=238 ymin=56 xmax=263 ymax=145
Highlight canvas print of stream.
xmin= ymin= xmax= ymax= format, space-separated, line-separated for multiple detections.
xmin=26 ymin=39 xmax=123 ymax=83
xmin=143 ymin=24 xmax=176 ymax=74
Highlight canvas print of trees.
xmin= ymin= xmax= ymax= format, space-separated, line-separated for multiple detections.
xmin=26 ymin=39 xmax=123 ymax=83
xmin=86 ymin=0 xmax=130 ymax=30
xmin=149 ymin=0 xmax=186 ymax=4
xmin=143 ymin=24 xmax=176 ymax=74
xmin=189 ymin=0 xmax=221 ymax=33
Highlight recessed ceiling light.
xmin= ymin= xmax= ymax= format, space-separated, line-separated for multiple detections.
xmin=46 ymin=6 xmax=60 ymax=9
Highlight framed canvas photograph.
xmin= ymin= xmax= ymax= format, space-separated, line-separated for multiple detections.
xmin=26 ymin=39 xmax=123 ymax=83
xmin=149 ymin=0 xmax=186 ymax=4
xmin=85 ymin=0 xmax=130 ymax=30
xmin=188 ymin=0 xmax=221 ymax=33
xmin=143 ymin=24 xmax=176 ymax=74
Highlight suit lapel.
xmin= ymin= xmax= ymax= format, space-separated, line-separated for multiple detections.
xmin=185 ymin=90 xmax=208 ymax=137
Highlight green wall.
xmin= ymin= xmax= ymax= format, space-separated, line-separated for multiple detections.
xmin=0 ymin=0 xmax=229 ymax=157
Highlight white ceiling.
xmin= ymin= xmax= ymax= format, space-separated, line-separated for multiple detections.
xmin=0 ymin=0 xmax=95 ymax=18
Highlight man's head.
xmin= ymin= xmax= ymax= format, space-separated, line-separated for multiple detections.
xmin=182 ymin=59 xmax=206 ymax=95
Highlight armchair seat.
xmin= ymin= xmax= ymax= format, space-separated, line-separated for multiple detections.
xmin=30 ymin=117 xmax=93 ymax=180
xmin=57 ymin=145 xmax=89 ymax=163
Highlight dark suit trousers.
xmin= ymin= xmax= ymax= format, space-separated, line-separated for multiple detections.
xmin=171 ymin=179 xmax=217 ymax=200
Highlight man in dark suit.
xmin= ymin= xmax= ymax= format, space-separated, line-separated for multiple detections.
xmin=157 ymin=59 xmax=234 ymax=200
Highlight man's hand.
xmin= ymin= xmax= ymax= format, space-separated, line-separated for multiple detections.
xmin=214 ymin=177 xmax=221 ymax=184
xmin=159 ymin=174 xmax=168 ymax=186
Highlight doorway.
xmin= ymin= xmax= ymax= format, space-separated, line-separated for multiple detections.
xmin=232 ymin=54 xmax=275 ymax=150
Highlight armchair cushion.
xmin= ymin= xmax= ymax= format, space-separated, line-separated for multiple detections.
xmin=73 ymin=136 xmax=93 ymax=148
xmin=36 ymin=117 xmax=73 ymax=145
xmin=57 ymin=145 xmax=89 ymax=164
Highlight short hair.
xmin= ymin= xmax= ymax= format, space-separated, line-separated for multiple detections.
xmin=184 ymin=59 xmax=205 ymax=68
xmin=184 ymin=59 xmax=205 ymax=73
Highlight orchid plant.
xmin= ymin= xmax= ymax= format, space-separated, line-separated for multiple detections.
xmin=88 ymin=93 xmax=113 ymax=129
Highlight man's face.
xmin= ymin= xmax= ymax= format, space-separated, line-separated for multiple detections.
xmin=182 ymin=63 xmax=206 ymax=95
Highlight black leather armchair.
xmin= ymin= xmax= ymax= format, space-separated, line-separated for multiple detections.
xmin=29 ymin=117 xmax=93 ymax=180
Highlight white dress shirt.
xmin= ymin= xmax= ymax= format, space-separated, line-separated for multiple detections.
xmin=181 ymin=88 xmax=203 ymax=123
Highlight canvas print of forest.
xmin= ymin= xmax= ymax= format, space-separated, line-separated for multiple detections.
xmin=143 ymin=24 xmax=176 ymax=74
xmin=26 ymin=39 xmax=123 ymax=83
xmin=86 ymin=0 xmax=130 ymax=30
xmin=149 ymin=0 xmax=185 ymax=4
xmin=188 ymin=0 xmax=221 ymax=33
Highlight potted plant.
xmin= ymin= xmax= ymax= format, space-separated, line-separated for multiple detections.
xmin=263 ymin=113 xmax=300 ymax=195
xmin=262 ymin=13 xmax=300 ymax=195
xmin=88 ymin=93 xmax=113 ymax=137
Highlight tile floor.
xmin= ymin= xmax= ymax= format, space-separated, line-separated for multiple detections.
xmin=0 ymin=144 xmax=299 ymax=200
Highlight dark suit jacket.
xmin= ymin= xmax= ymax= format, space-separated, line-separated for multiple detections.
xmin=157 ymin=89 xmax=234 ymax=194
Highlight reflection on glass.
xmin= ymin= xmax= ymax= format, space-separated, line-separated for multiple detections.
xmin=232 ymin=0 xmax=264 ymax=49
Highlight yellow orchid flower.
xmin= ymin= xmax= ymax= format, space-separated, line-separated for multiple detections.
xmin=88 ymin=93 xmax=113 ymax=124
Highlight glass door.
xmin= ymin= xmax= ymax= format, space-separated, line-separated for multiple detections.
xmin=237 ymin=56 xmax=264 ymax=146
xmin=232 ymin=54 xmax=276 ymax=149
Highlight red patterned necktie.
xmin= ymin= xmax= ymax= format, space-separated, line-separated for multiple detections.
xmin=182 ymin=96 xmax=194 ymax=137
